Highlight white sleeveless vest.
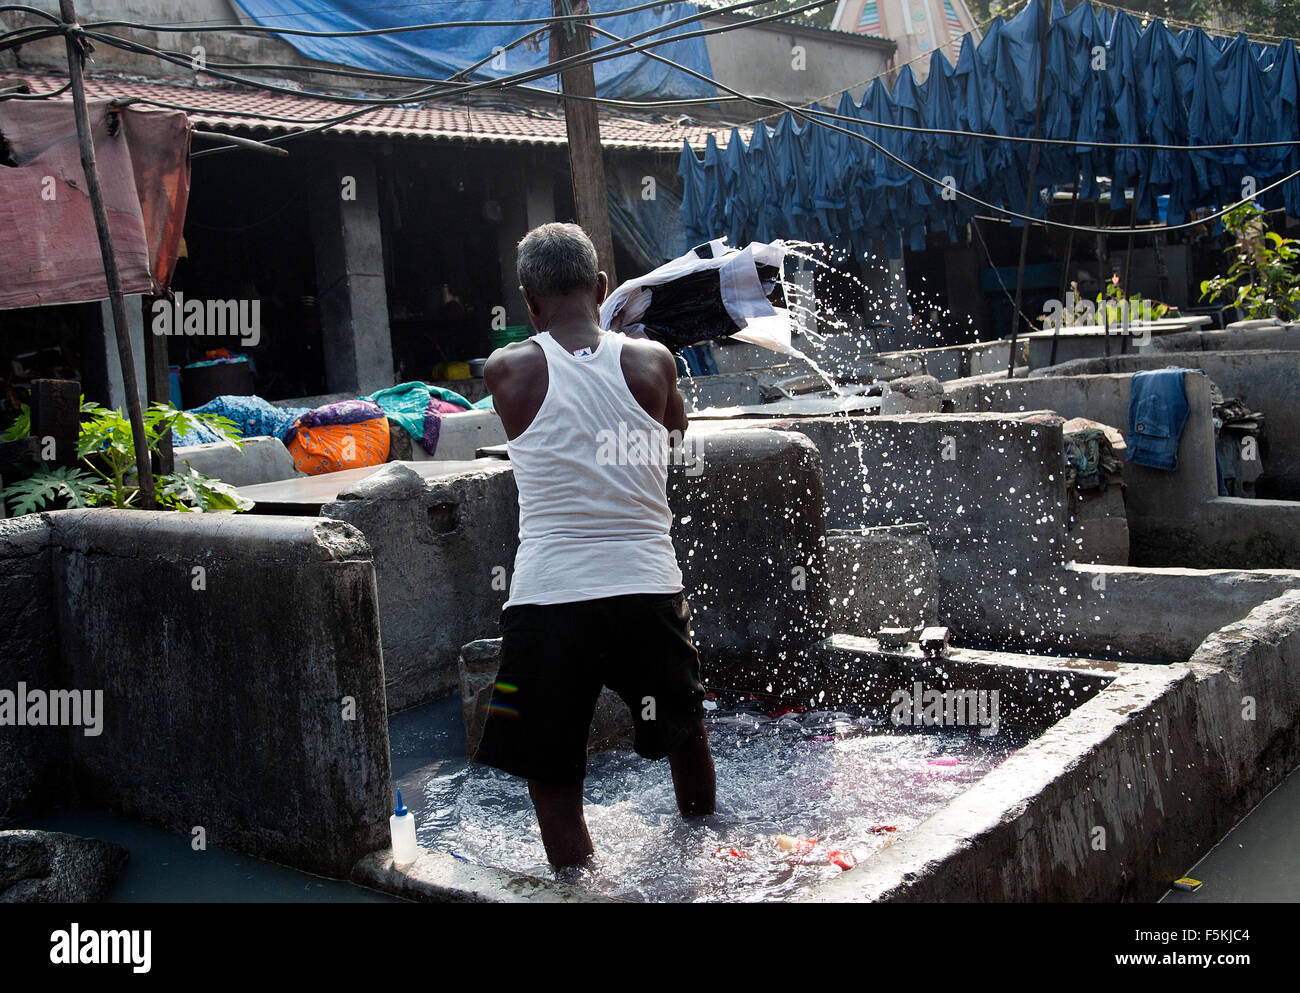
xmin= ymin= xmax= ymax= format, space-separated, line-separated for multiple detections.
xmin=504 ymin=331 xmax=684 ymax=608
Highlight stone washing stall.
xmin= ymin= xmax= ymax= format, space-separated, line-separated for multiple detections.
xmin=365 ymin=590 xmax=1300 ymax=903
xmin=3 ymin=415 xmax=1300 ymax=900
xmin=297 ymin=402 xmax=1300 ymax=700
xmin=374 ymin=404 xmax=1300 ymax=901
xmin=945 ymin=369 xmax=1300 ymax=569
xmin=1032 ymin=349 xmax=1300 ymax=500
xmin=693 ymin=407 xmax=1300 ymax=660
xmin=0 ymin=511 xmax=391 ymax=878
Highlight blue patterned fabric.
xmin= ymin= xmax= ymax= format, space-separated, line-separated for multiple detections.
xmin=173 ymin=395 xmax=310 ymax=447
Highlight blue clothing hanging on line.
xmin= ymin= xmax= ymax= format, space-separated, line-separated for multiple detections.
xmin=679 ymin=1 xmax=1300 ymax=257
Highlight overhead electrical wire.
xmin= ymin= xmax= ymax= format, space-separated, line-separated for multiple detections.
xmin=80 ymin=0 xmax=791 ymax=36
xmin=19 ymin=4 xmax=1290 ymax=155
xmin=3 ymin=2 xmax=1298 ymax=235
xmin=67 ymin=0 xmax=829 ymax=117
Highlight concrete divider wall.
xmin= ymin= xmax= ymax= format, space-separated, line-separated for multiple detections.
xmin=988 ymin=562 xmax=1300 ymax=662
xmin=33 ymin=510 xmax=391 ymax=877
xmin=1032 ymin=351 xmax=1300 ymax=499
xmin=945 ymin=370 xmax=1218 ymax=528
xmin=0 ymin=517 xmax=63 ymax=826
xmin=174 ymin=436 xmax=301 ymax=488
xmin=941 ymin=371 xmax=1289 ymax=568
xmin=321 ymin=461 xmax=519 ymax=712
xmin=679 ymin=373 xmax=770 ymax=412
xmin=814 ymin=589 xmax=1300 ymax=902
xmin=1144 ymin=325 xmax=1298 ymax=354
xmin=1186 ymin=591 xmax=1300 ymax=803
xmin=729 ymin=413 xmax=1069 ymax=642
xmin=669 ymin=425 xmax=831 ymax=688
xmin=824 ymin=526 xmax=939 ymax=635
xmin=404 ymin=409 xmax=507 ymax=462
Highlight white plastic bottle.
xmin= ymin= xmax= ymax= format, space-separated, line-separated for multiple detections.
xmin=389 ymin=789 xmax=420 ymax=865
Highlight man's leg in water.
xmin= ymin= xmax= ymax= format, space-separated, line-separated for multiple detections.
xmin=528 ymin=779 xmax=593 ymax=867
xmin=668 ymin=720 xmax=715 ymax=817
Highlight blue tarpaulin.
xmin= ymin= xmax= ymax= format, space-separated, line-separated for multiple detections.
xmin=231 ymin=1 xmax=716 ymax=101
xmin=680 ymin=1 xmax=1300 ymax=256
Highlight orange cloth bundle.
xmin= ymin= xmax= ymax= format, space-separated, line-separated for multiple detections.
xmin=285 ymin=399 xmax=390 ymax=475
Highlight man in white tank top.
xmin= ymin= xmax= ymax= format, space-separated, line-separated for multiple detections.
xmin=473 ymin=223 xmax=716 ymax=868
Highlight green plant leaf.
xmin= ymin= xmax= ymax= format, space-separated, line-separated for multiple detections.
xmin=162 ymin=466 xmax=254 ymax=513
xmin=2 ymin=465 xmax=111 ymax=517
xmin=2 ymin=404 xmax=31 ymax=443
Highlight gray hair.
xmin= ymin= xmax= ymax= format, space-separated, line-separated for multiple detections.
xmin=516 ymin=222 xmax=599 ymax=297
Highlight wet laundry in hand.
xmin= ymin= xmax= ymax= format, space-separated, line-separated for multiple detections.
xmin=600 ymin=239 xmax=797 ymax=355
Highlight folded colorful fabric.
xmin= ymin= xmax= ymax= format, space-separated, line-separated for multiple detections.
xmin=173 ymin=394 xmax=309 ymax=447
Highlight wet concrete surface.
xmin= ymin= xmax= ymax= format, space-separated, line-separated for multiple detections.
xmin=16 ymin=809 xmax=404 ymax=902
xmin=1162 ymin=764 xmax=1300 ymax=903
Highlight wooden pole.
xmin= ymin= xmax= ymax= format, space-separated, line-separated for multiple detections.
xmin=59 ymin=0 xmax=155 ymax=508
xmin=30 ymin=379 xmax=81 ymax=470
xmin=551 ymin=0 xmax=617 ymax=287
xmin=1120 ymin=193 xmax=1138 ymax=354
xmin=143 ymin=297 xmax=174 ymax=474
xmin=1049 ymin=177 xmax=1080 ymax=367
xmin=1006 ymin=0 xmax=1050 ymax=378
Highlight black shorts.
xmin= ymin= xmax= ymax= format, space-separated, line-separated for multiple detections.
xmin=472 ymin=592 xmax=707 ymax=784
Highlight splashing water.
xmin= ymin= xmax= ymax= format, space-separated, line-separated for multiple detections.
xmin=409 ymin=701 xmax=1029 ymax=903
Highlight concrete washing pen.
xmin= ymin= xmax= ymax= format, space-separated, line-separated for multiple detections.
xmin=389 ymin=789 xmax=421 ymax=865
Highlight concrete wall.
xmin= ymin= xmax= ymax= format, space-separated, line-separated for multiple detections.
xmin=877 ymin=340 xmax=1012 ymax=382
xmin=669 ymin=425 xmax=831 ymax=689
xmin=705 ymin=408 xmax=1300 ymax=658
xmin=1145 ymin=325 xmax=1300 ymax=354
xmin=679 ymin=373 xmax=772 ymax=411
xmin=703 ymin=14 xmax=893 ymax=111
xmin=1033 ymin=351 xmax=1300 ymax=499
xmin=12 ymin=2 xmax=369 ymax=84
xmin=321 ymin=461 xmax=519 ymax=713
xmin=945 ymin=371 xmax=1234 ymax=566
xmin=402 ymin=410 xmax=508 ymax=462
xmin=815 ymin=589 xmax=1300 ymax=902
xmin=1 ymin=510 xmax=393 ymax=877
xmin=1178 ymin=497 xmax=1300 ymax=568
xmin=0 ymin=517 xmax=62 ymax=826
xmin=824 ymin=525 xmax=939 ymax=636
xmin=984 ymin=562 xmax=1300 ymax=662
xmin=174 ymin=436 xmax=301 ymax=488
xmin=728 ymin=412 xmax=1070 ymax=642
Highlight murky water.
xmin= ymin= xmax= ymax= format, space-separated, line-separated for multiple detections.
xmin=401 ymin=698 xmax=1028 ymax=903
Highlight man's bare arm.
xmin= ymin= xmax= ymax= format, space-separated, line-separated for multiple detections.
xmin=662 ymin=349 xmax=689 ymax=441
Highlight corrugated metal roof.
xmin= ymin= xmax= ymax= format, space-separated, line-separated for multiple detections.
xmin=6 ymin=72 xmax=746 ymax=152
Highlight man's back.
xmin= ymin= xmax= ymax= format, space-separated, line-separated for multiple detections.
xmin=487 ymin=328 xmax=686 ymax=608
